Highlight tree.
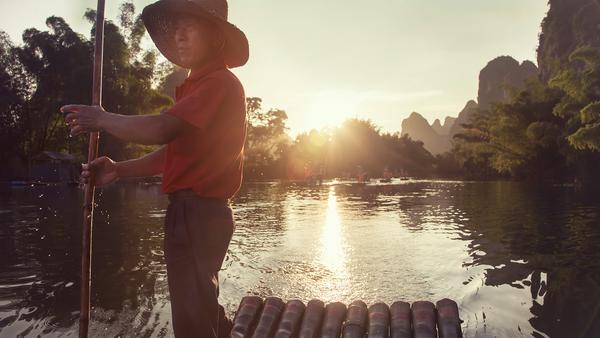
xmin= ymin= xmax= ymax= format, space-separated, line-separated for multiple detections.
xmin=1 ymin=2 xmax=172 ymax=165
xmin=551 ymin=47 xmax=600 ymax=152
xmin=537 ymin=0 xmax=600 ymax=81
xmin=11 ymin=16 xmax=93 ymax=160
xmin=243 ymin=97 xmax=291 ymax=178
xmin=285 ymin=119 xmax=435 ymax=179
xmin=454 ymin=79 xmax=567 ymax=180
xmin=84 ymin=5 xmax=172 ymax=161
xmin=0 ymin=31 xmax=34 ymax=162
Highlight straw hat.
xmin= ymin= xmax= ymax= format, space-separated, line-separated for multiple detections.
xmin=142 ymin=0 xmax=249 ymax=68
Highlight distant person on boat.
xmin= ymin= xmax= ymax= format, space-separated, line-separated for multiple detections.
xmin=316 ymin=164 xmax=325 ymax=185
xmin=356 ymin=165 xmax=368 ymax=183
xmin=61 ymin=0 xmax=249 ymax=337
xmin=380 ymin=166 xmax=393 ymax=183
xmin=384 ymin=166 xmax=392 ymax=178
xmin=303 ymin=163 xmax=314 ymax=184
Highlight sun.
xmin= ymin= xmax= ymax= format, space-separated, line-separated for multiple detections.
xmin=304 ymin=89 xmax=363 ymax=131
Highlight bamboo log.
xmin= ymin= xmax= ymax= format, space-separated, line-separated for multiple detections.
xmin=298 ymin=299 xmax=325 ymax=338
xmin=368 ymin=302 xmax=390 ymax=338
xmin=232 ymin=296 xmax=264 ymax=338
xmin=390 ymin=301 xmax=411 ymax=338
xmin=320 ymin=302 xmax=347 ymax=338
xmin=79 ymin=1 xmax=105 ymax=337
xmin=274 ymin=299 xmax=306 ymax=338
xmin=251 ymin=297 xmax=285 ymax=338
xmin=411 ymin=301 xmax=437 ymax=338
xmin=342 ymin=300 xmax=368 ymax=338
xmin=436 ymin=299 xmax=462 ymax=338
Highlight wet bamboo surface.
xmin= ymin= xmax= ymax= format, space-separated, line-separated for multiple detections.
xmin=231 ymin=297 xmax=462 ymax=338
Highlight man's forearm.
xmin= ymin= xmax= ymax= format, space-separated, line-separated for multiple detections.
xmin=99 ymin=112 xmax=180 ymax=145
xmin=115 ymin=146 xmax=166 ymax=178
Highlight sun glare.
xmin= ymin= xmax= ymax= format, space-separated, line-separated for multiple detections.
xmin=304 ymin=90 xmax=362 ymax=130
xmin=319 ymin=187 xmax=347 ymax=273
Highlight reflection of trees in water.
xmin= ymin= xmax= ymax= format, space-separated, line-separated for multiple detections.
xmin=452 ymin=182 xmax=600 ymax=337
xmin=330 ymin=182 xmax=432 ymax=218
xmin=329 ymin=182 xmax=463 ymax=230
xmin=0 ymin=184 xmax=171 ymax=335
xmin=0 ymin=185 xmax=82 ymax=333
xmin=332 ymin=181 xmax=600 ymax=336
xmin=91 ymin=184 xmax=170 ymax=336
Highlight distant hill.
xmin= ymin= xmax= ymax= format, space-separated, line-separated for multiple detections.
xmin=538 ymin=0 xmax=600 ymax=81
xmin=448 ymin=100 xmax=479 ymax=138
xmin=432 ymin=117 xmax=456 ymax=136
xmin=401 ymin=112 xmax=452 ymax=155
xmin=401 ymin=56 xmax=539 ymax=154
xmin=478 ymin=56 xmax=539 ymax=110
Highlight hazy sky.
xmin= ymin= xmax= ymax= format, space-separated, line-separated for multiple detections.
xmin=1 ymin=0 xmax=549 ymax=135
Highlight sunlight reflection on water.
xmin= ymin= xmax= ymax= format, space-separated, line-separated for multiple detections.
xmin=315 ymin=187 xmax=349 ymax=301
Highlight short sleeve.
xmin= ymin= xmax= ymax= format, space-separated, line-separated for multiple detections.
xmin=164 ymin=75 xmax=229 ymax=130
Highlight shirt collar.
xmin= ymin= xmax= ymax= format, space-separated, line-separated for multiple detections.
xmin=185 ymin=57 xmax=227 ymax=83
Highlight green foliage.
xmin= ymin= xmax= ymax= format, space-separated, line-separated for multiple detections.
xmin=454 ymin=79 xmax=566 ymax=179
xmin=568 ymin=123 xmax=600 ymax=151
xmin=570 ymin=100 xmax=600 ymax=151
xmin=0 ymin=2 xmax=171 ymax=164
xmin=243 ymin=97 xmax=291 ymax=178
xmin=0 ymin=31 xmax=33 ymax=161
xmin=537 ymin=0 xmax=600 ymax=80
xmin=84 ymin=6 xmax=172 ymax=160
xmin=550 ymin=47 xmax=600 ymax=152
xmin=9 ymin=16 xmax=93 ymax=161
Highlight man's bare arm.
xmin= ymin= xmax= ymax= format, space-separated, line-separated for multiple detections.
xmin=115 ymin=145 xmax=167 ymax=178
xmin=61 ymin=105 xmax=191 ymax=145
xmin=81 ymin=146 xmax=166 ymax=187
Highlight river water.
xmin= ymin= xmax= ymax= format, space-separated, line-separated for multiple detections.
xmin=0 ymin=180 xmax=599 ymax=337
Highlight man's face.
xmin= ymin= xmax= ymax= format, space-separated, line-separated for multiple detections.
xmin=173 ymin=15 xmax=216 ymax=68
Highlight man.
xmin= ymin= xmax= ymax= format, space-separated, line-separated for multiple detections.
xmin=61 ymin=0 xmax=249 ymax=336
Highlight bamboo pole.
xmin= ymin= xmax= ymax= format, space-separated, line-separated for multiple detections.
xmin=79 ymin=0 xmax=105 ymax=337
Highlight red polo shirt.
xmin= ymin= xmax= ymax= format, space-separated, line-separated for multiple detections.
xmin=161 ymin=59 xmax=247 ymax=199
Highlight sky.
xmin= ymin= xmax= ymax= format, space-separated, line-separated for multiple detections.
xmin=0 ymin=0 xmax=549 ymax=136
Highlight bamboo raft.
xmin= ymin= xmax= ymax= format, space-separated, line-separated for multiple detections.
xmin=231 ymin=296 xmax=462 ymax=338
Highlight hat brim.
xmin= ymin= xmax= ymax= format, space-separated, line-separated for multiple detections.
xmin=142 ymin=0 xmax=249 ymax=68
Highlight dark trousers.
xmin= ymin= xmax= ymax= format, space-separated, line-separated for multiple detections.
xmin=164 ymin=189 xmax=235 ymax=338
